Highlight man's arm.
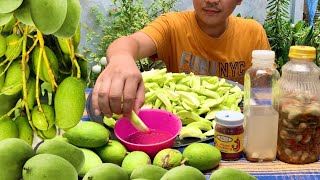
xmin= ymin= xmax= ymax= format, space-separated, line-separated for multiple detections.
xmin=92 ymin=32 xmax=157 ymax=119
xmin=107 ymin=32 xmax=157 ymax=61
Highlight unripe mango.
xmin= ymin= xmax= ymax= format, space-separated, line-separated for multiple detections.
xmin=0 ymin=118 xmax=18 ymax=140
xmin=36 ymin=139 xmax=85 ymax=173
xmin=63 ymin=121 xmax=110 ymax=148
xmin=14 ymin=116 xmax=33 ymax=145
xmin=5 ymin=34 xmax=22 ymax=60
xmin=83 ymin=163 xmax=129 ymax=180
xmin=209 ymin=168 xmax=257 ymax=180
xmin=122 ymin=151 xmax=151 ymax=175
xmin=95 ymin=140 xmax=127 ymax=166
xmin=0 ymin=34 xmax=6 ymax=57
xmin=160 ymin=166 xmax=205 ymax=180
xmin=32 ymin=46 xmax=59 ymax=83
xmin=131 ymin=164 xmax=167 ymax=180
xmin=23 ymin=154 xmax=78 ymax=180
xmin=36 ymin=124 xmax=57 ymax=139
xmin=31 ymin=104 xmax=55 ymax=131
xmin=1 ymin=60 xmax=30 ymax=95
xmin=53 ymin=0 xmax=81 ymax=38
xmin=0 ymin=65 xmax=5 ymax=90
xmin=0 ymin=93 xmax=19 ymax=117
xmin=26 ymin=77 xmax=37 ymax=110
xmin=0 ymin=138 xmax=34 ymax=180
xmin=54 ymin=76 xmax=85 ymax=130
xmin=182 ymin=143 xmax=221 ymax=171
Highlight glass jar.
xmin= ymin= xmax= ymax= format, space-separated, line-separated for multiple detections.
xmin=243 ymin=50 xmax=280 ymax=162
xmin=277 ymin=46 xmax=320 ymax=164
xmin=214 ymin=110 xmax=244 ymax=161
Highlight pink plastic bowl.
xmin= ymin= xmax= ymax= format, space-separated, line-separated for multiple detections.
xmin=114 ymin=109 xmax=182 ymax=157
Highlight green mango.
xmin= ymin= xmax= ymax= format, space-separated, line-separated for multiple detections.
xmin=79 ymin=58 xmax=88 ymax=80
xmin=23 ymin=154 xmax=78 ymax=180
xmin=131 ymin=164 xmax=167 ymax=180
xmin=57 ymin=38 xmax=70 ymax=54
xmin=121 ymin=151 xmax=151 ymax=175
xmin=73 ymin=23 xmax=81 ymax=49
xmin=0 ymin=12 xmax=13 ymax=27
xmin=63 ymin=121 xmax=110 ymax=148
xmin=0 ymin=93 xmax=19 ymax=117
xmin=30 ymin=0 xmax=68 ymax=34
xmin=0 ymin=118 xmax=18 ymax=140
xmin=5 ymin=34 xmax=22 ymax=60
xmin=0 ymin=34 xmax=6 ymax=57
xmin=153 ymin=149 xmax=183 ymax=170
xmin=36 ymin=124 xmax=57 ymax=139
xmin=54 ymin=76 xmax=85 ymax=130
xmin=209 ymin=168 xmax=257 ymax=180
xmin=79 ymin=148 xmax=103 ymax=177
xmin=83 ymin=163 xmax=129 ymax=180
xmin=0 ymin=138 xmax=34 ymax=180
xmin=14 ymin=0 xmax=34 ymax=25
xmin=31 ymin=104 xmax=55 ymax=131
xmin=26 ymin=77 xmax=37 ymax=110
xmin=95 ymin=140 xmax=127 ymax=166
xmin=160 ymin=166 xmax=205 ymax=180
xmin=182 ymin=143 xmax=221 ymax=171
xmin=0 ymin=65 xmax=5 ymax=89
xmin=14 ymin=116 xmax=33 ymax=145
xmin=2 ymin=14 xmax=16 ymax=33
xmin=0 ymin=0 xmax=23 ymax=13
xmin=31 ymin=46 xmax=59 ymax=83
xmin=1 ymin=60 xmax=30 ymax=95
xmin=36 ymin=139 xmax=85 ymax=173
xmin=53 ymin=0 xmax=81 ymax=38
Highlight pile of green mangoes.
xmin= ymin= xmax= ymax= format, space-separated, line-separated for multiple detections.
xmin=0 ymin=0 xmax=87 ymax=144
xmin=103 ymin=68 xmax=244 ymax=140
xmin=0 ymin=121 xmax=257 ymax=180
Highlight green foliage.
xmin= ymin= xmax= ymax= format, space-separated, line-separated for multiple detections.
xmin=85 ymin=0 xmax=179 ymax=73
xmin=264 ymin=0 xmax=320 ymax=71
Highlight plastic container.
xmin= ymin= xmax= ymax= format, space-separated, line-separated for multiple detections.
xmin=114 ymin=109 xmax=182 ymax=157
xmin=276 ymin=46 xmax=320 ymax=164
xmin=243 ymin=50 xmax=280 ymax=162
xmin=214 ymin=110 xmax=244 ymax=161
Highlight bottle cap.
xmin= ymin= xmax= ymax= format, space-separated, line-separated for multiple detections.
xmin=252 ymin=50 xmax=275 ymax=60
xmin=252 ymin=50 xmax=275 ymax=66
xmin=215 ymin=110 xmax=244 ymax=127
xmin=289 ymin=46 xmax=316 ymax=60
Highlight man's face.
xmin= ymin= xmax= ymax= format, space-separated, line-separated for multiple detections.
xmin=193 ymin=0 xmax=242 ymax=26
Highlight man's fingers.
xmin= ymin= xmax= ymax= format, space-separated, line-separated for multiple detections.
xmin=98 ymin=78 xmax=112 ymax=117
xmin=122 ymin=77 xmax=139 ymax=118
xmin=92 ymin=75 xmax=102 ymax=115
xmin=134 ymin=81 xmax=145 ymax=114
xmin=109 ymin=78 xmax=124 ymax=115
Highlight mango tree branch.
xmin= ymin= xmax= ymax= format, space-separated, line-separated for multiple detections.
xmin=37 ymin=30 xmax=58 ymax=91
xmin=35 ymin=45 xmax=43 ymax=113
xmin=21 ymin=25 xmax=32 ymax=126
xmin=68 ymin=38 xmax=81 ymax=79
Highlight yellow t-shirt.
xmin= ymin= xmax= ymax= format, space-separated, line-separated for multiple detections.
xmin=139 ymin=10 xmax=271 ymax=84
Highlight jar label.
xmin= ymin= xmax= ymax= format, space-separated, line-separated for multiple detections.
xmin=214 ymin=132 xmax=243 ymax=153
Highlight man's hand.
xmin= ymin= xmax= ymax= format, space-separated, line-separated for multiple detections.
xmin=92 ymin=55 xmax=145 ymax=119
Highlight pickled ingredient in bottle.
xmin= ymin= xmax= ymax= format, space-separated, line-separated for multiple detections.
xmin=244 ymin=50 xmax=280 ymax=162
xmin=277 ymin=46 xmax=320 ymax=164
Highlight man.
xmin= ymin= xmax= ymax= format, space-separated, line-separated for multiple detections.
xmin=92 ymin=0 xmax=270 ymax=119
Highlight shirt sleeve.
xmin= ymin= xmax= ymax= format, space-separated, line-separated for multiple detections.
xmin=139 ymin=14 xmax=173 ymax=64
xmin=257 ymin=27 xmax=271 ymax=50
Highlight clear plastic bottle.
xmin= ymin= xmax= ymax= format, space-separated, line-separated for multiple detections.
xmin=276 ymin=46 xmax=320 ymax=164
xmin=243 ymin=50 xmax=280 ymax=162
